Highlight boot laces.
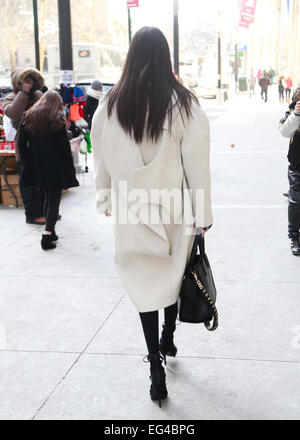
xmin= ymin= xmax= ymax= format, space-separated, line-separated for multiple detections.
xmin=143 ymin=353 xmax=164 ymax=364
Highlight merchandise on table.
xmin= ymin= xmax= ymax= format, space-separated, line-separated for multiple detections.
xmin=0 ymin=107 xmax=16 ymax=152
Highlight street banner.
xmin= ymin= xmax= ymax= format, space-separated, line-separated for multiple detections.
xmin=240 ymin=0 xmax=257 ymax=15
xmin=127 ymin=0 xmax=139 ymax=7
xmin=239 ymin=19 xmax=250 ymax=28
xmin=239 ymin=0 xmax=257 ymax=28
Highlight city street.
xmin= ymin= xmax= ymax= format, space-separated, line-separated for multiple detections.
xmin=1 ymin=88 xmax=300 ymax=420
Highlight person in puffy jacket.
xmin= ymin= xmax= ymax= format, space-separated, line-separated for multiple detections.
xmin=279 ymin=87 xmax=300 ymax=256
xmin=3 ymin=68 xmax=45 ymax=225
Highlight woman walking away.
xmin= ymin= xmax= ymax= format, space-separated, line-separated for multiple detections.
xmin=92 ymin=27 xmax=213 ymax=406
xmin=18 ymin=90 xmax=79 ymax=250
xmin=285 ymin=75 xmax=293 ymax=104
xmin=278 ymin=76 xmax=286 ymax=104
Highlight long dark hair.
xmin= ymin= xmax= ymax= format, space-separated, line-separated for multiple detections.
xmin=24 ymin=90 xmax=65 ymax=135
xmin=107 ymin=26 xmax=197 ymax=144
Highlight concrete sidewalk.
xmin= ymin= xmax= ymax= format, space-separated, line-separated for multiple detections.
xmin=0 ymin=89 xmax=300 ymax=420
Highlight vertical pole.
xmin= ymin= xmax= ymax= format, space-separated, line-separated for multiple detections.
xmin=33 ymin=0 xmax=40 ymax=71
xmin=235 ymin=43 xmax=239 ymax=93
xmin=235 ymin=0 xmax=240 ymax=94
xmin=217 ymin=8 xmax=222 ymax=103
xmin=128 ymin=8 xmax=132 ymax=45
xmin=57 ymin=0 xmax=73 ymax=82
xmin=174 ymin=0 xmax=179 ymax=77
xmin=218 ymin=33 xmax=222 ymax=89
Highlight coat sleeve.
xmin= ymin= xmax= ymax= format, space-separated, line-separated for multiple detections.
xmin=17 ymin=118 xmax=29 ymax=162
xmin=57 ymin=126 xmax=76 ymax=164
xmin=279 ymin=112 xmax=300 ymax=138
xmin=180 ymin=102 xmax=213 ymax=229
xmin=83 ymin=98 xmax=93 ymax=129
xmin=3 ymin=91 xmax=30 ymax=128
xmin=91 ymin=101 xmax=112 ymax=215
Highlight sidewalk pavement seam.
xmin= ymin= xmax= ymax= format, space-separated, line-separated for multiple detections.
xmin=0 ymin=229 xmax=39 ymax=253
xmin=0 ymin=349 xmax=81 ymax=355
xmin=212 ymin=151 xmax=286 ymax=154
xmin=213 ymin=205 xmax=286 ymax=209
xmin=82 ymin=353 xmax=300 ymax=365
xmin=30 ymin=293 xmax=125 ymax=420
xmin=1 ymin=348 xmax=298 ymax=367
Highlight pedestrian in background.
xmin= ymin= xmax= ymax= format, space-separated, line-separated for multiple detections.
xmin=248 ymin=70 xmax=256 ymax=98
xmin=285 ymin=75 xmax=293 ymax=103
xmin=18 ymin=91 xmax=79 ymax=251
xmin=257 ymin=68 xmax=262 ymax=81
xmin=3 ymin=68 xmax=45 ymax=225
xmin=92 ymin=27 xmax=213 ymax=406
xmin=278 ymin=76 xmax=286 ymax=104
xmin=259 ymin=71 xmax=270 ymax=103
xmin=84 ymin=80 xmax=105 ymax=130
xmin=268 ymin=67 xmax=276 ymax=85
xmin=279 ymin=87 xmax=300 ymax=256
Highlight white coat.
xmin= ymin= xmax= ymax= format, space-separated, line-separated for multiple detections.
xmin=91 ymin=99 xmax=213 ymax=313
xmin=280 ymin=111 xmax=300 ymax=138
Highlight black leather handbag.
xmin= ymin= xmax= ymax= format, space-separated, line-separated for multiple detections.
xmin=179 ymin=235 xmax=218 ymax=331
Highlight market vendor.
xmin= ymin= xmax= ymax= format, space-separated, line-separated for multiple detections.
xmin=3 ymin=68 xmax=45 ymax=225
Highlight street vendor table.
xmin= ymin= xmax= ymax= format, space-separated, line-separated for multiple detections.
xmin=0 ymin=143 xmax=19 ymax=208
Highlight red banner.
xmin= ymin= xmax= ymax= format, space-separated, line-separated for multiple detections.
xmin=239 ymin=0 xmax=257 ymax=28
xmin=241 ymin=0 xmax=257 ymax=15
xmin=127 ymin=0 xmax=139 ymax=7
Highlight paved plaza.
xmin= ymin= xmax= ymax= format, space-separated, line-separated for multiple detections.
xmin=1 ymin=89 xmax=300 ymax=420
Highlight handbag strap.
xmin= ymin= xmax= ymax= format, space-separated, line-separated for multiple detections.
xmin=199 ymin=235 xmax=205 ymax=255
xmin=185 ymin=235 xmax=207 ymax=276
xmin=185 ymin=236 xmax=198 ymax=277
xmin=192 ymin=271 xmax=219 ymax=332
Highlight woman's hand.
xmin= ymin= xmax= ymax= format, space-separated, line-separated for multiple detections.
xmin=196 ymin=225 xmax=212 ymax=237
xmin=21 ymin=79 xmax=34 ymax=94
xmin=105 ymin=212 xmax=112 ymax=217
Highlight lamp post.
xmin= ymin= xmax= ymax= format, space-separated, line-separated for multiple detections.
xmin=128 ymin=7 xmax=132 ymax=45
xmin=235 ymin=42 xmax=239 ymax=93
xmin=32 ymin=0 xmax=40 ymax=71
xmin=217 ymin=7 xmax=223 ymax=104
xmin=174 ymin=0 xmax=179 ymax=77
xmin=57 ymin=0 xmax=73 ymax=84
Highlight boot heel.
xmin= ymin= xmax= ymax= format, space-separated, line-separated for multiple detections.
xmin=159 ymin=324 xmax=177 ymax=360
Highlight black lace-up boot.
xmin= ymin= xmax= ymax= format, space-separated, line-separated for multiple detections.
xmin=41 ymin=234 xmax=56 ymax=250
xmin=291 ymin=239 xmax=300 ymax=256
xmin=159 ymin=324 xmax=177 ymax=364
xmin=144 ymin=354 xmax=168 ymax=407
xmin=51 ymin=231 xmax=59 ymax=242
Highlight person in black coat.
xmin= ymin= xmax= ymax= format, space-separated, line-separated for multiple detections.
xmin=83 ymin=80 xmax=105 ymax=129
xmin=18 ymin=90 xmax=79 ymax=250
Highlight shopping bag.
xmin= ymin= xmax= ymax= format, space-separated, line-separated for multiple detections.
xmin=3 ymin=115 xmax=17 ymax=142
